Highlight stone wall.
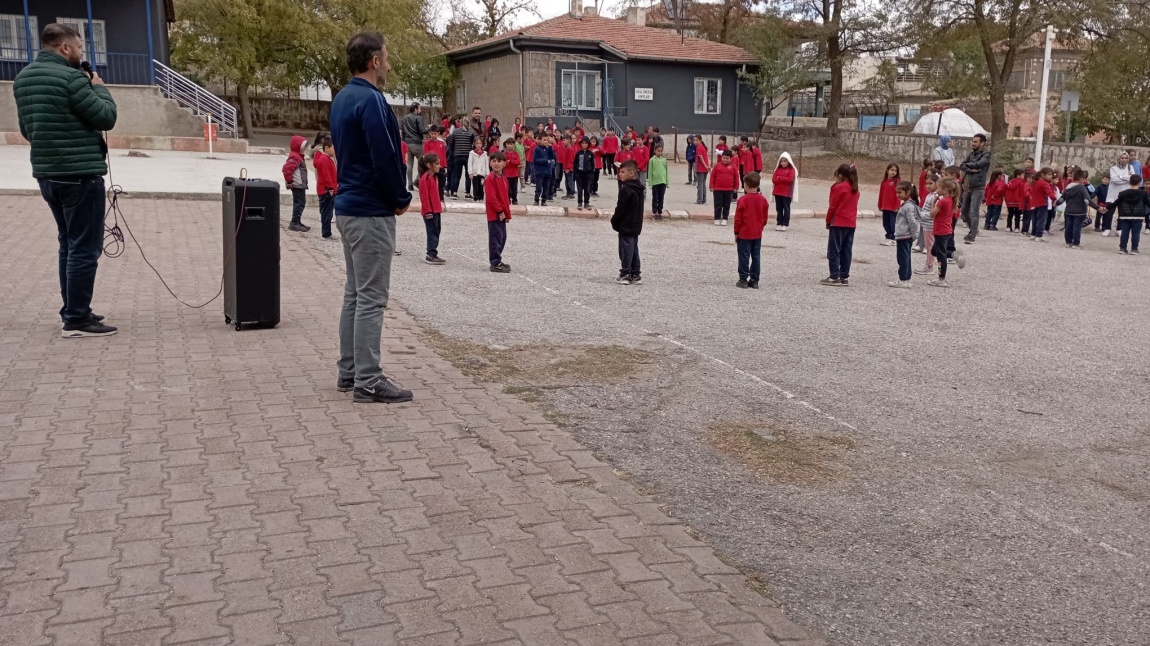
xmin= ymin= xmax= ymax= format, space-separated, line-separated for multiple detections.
xmin=836 ymin=129 xmax=1149 ymax=174
xmin=1 ymin=82 xmax=204 ymax=137
xmin=224 ymin=96 xmax=333 ymax=131
xmin=762 ymin=116 xmax=858 ymax=130
xmin=456 ymin=52 xmax=522 ymax=126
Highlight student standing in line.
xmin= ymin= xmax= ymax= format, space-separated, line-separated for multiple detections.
xmin=733 ymin=171 xmax=769 ymax=289
xmin=467 ymin=138 xmax=489 ymax=203
xmin=889 ymin=180 xmax=920 ymax=289
xmin=1109 ymin=172 xmax=1149 ymax=254
xmin=573 ymin=137 xmax=596 ymax=210
xmin=633 ymin=139 xmax=651 ymax=187
xmin=485 ymin=152 xmax=513 ymax=272
xmin=418 ymin=153 xmax=446 ymax=266
xmin=1004 ymin=168 xmax=1026 ymax=232
xmin=685 ymin=136 xmax=697 ymax=185
xmin=589 ymin=136 xmax=602 ymax=197
xmin=771 ymin=152 xmax=796 ymax=232
xmin=313 ymin=135 xmax=338 ymax=239
xmin=602 ymin=128 xmax=619 ymax=176
xmin=611 ymin=160 xmax=645 ymax=285
xmin=502 ymin=138 xmax=521 ymax=206
xmin=878 ymin=163 xmax=901 ymax=246
xmin=694 ymin=136 xmax=709 ymax=205
xmin=649 ymin=144 xmax=669 ymax=220
xmin=915 ymin=173 xmax=940 ymax=276
xmin=821 ymin=164 xmax=860 ymax=287
xmin=1028 ymin=167 xmax=1058 ymax=241
xmin=1094 ymin=175 xmax=1111 ymax=233
xmin=983 ymin=168 xmax=1006 ymax=231
xmin=1055 ymin=169 xmax=1104 ymax=249
xmin=710 ymin=150 xmax=739 ymax=226
xmin=928 ymin=177 xmax=966 ymax=288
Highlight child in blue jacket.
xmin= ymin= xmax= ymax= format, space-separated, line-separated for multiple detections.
xmin=532 ymin=134 xmax=557 ymax=206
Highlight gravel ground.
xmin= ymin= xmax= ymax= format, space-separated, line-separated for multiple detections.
xmin=309 ymin=213 xmax=1150 ymax=646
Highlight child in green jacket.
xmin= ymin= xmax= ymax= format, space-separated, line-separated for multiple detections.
xmin=649 ymin=145 xmax=669 ymax=220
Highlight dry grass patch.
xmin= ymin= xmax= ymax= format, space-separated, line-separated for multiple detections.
xmin=705 ymin=421 xmax=856 ymax=484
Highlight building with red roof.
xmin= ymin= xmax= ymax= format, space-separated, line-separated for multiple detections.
xmin=445 ymin=1 xmax=760 ymax=134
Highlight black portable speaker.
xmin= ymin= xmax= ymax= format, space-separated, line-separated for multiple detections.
xmin=222 ymin=177 xmax=280 ymax=330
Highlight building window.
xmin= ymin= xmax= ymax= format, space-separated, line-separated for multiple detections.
xmin=56 ymin=18 xmax=106 ymax=65
xmin=0 ymin=14 xmax=38 ymax=61
xmin=1049 ymin=70 xmax=1065 ymax=91
xmin=1006 ymin=71 xmax=1024 ymax=92
xmin=561 ymin=70 xmax=600 ymax=110
xmin=455 ymin=80 xmax=466 ymax=112
xmin=694 ymin=78 xmax=721 ymax=114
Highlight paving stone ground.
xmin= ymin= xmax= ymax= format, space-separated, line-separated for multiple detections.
xmin=0 ymin=196 xmax=825 ymax=646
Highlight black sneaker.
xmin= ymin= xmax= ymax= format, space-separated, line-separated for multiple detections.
xmin=629 ymin=275 xmax=642 ymax=285
xmin=60 ymin=313 xmax=104 ymax=329
xmin=337 ymin=377 xmax=354 ymax=392
xmin=288 ymin=222 xmax=308 ymax=232
xmin=61 ymin=319 xmax=118 ymax=338
xmin=736 ymin=279 xmax=749 ymax=289
xmin=425 ymin=255 xmax=446 ymax=265
xmin=490 ymin=264 xmax=511 ymax=273
xmin=534 ymin=200 xmax=540 ymax=206
xmin=748 ymin=280 xmax=759 ymax=289
xmin=819 ymin=277 xmax=840 ymax=286
xmin=839 ymin=278 xmax=850 ymax=287
xmin=353 ymin=378 xmax=413 ymax=404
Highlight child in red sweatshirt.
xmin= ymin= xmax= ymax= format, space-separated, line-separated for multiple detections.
xmin=502 ymin=138 xmax=521 ymax=205
xmin=313 ymin=135 xmax=338 ymax=239
xmin=1029 ymin=167 xmax=1058 ymax=240
xmin=709 ymin=150 xmax=739 ymax=225
xmin=1004 ymin=168 xmax=1026 ymax=232
xmin=878 ymin=163 xmax=901 ymax=245
xmin=733 ymin=171 xmax=769 ymax=289
xmin=419 ymin=154 xmax=445 ymax=265
xmin=485 ymin=152 xmax=512 ymax=273
xmin=983 ymin=168 xmax=1006 ymax=231
xmin=822 ymin=164 xmax=861 ymax=286
xmin=633 ymin=142 xmax=650 ymax=187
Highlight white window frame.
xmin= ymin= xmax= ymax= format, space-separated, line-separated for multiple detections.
xmin=455 ymin=80 xmax=466 ymax=112
xmin=57 ymin=17 xmax=106 ymax=66
xmin=694 ymin=77 xmax=722 ymax=115
xmin=0 ymin=14 xmax=38 ymax=61
xmin=561 ymin=70 xmax=600 ymax=110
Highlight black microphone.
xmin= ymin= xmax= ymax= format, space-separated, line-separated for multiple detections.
xmin=81 ymin=61 xmax=93 ymax=79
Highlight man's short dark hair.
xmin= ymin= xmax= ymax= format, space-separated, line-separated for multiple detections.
xmin=42 ymin=23 xmax=81 ymax=49
xmin=346 ymin=32 xmax=384 ymax=74
xmin=409 ymin=102 xmax=419 ymax=113
xmin=619 ymin=159 xmax=639 ymax=173
xmin=973 ymin=133 xmax=987 ymax=143
xmin=473 ymin=106 xmax=481 ymax=112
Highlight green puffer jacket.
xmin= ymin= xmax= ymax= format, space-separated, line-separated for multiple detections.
xmin=14 ymin=50 xmax=118 ymax=178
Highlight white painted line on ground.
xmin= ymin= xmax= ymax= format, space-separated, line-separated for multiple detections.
xmin=447 ymin=245 xmax=861 ymax=434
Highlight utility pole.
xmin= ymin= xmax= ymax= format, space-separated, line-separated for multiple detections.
xmin=1034 ymin=25 xmax=1054 ymax=168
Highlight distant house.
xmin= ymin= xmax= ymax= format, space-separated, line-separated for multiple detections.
xmin=445 ymin=2 xmax=760 ymax=134
xmin=0 ymin=0 xmax=172 ymax=85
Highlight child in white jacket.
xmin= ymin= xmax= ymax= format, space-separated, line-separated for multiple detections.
xmin=468 ymin=139 xmax=490 ymax=202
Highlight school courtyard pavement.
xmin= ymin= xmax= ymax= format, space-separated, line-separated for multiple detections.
xmin=0 ymin=145 xmax=882 ymax=219
xmin=0 ymin=195 xmax=826 ymax=646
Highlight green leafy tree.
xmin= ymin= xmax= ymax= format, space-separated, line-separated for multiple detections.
xmin=1071 ymin=32 xmax=1150 ymax=143
xmin=733 ymin=16 xmax=819 ymax=127
xmin=171 ymin=0 xmax=308 ymax=137
xmin=917 ymin=31 xmax=993 ymax=100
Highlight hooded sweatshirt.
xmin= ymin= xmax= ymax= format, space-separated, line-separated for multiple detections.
xmin=932 ymin=136 xmax=955 ymax=167
xmin=1055 ymin=182 xmax=1101 ymax=217
xmin=772 ymin=153 xmax=797 ymax=199
xmin=282 ymin=136 xmax=309 ymax=189
xmin=611 ymin=179 xmax=645 ymax=237
xmin=894 ymin=198 xmax=921 ymax=240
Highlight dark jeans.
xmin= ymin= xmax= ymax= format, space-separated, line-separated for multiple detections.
xmin=448 ymin=155 xmax=469 ymax=195
xmin=1119 ymin=219 xmax=1141 ymax=251
xmin=896 ymin=238 xmax=912 ymax=281
xmin=575 ymin=171 xmax=593 ymax=205
xmin=618 ymin=234 xmax=641 ymax=277
xmin=775 ymin=195 xmax=792 ymax=227
xmin=881 ymin=209 xmax=897 ymax=240
xmin=488 ymin=220 xmax=507 ymax=265
xmin=551 ymin=167 xmax=562 ymax=200
xmin=933 ymin=233 xmax=953 ymax=279
xmin=603 ymin=154 xmax=615 ymax=176
xmin=1064 ymin=214 xmax=1085 ymax=246
xmin=1006 ymin=206 xmax=1021 ymax=229
xmin=687 ymin=162 xmax=695 ymax=184
xmin=319 ymin=192 xmax=335 ymax=237
xmin=652 ymin=184 xmax=667 ymax=214
xmin=962 ymin=187 xmax=984 ymax=238
xmin=565 ymin=170 xmax=575 ymax=197
xmin=534 ymin=168 xmax=550 ymax=202
xmin=38 ymin=176 xmax=106 ymax=325
xmin=436 ymin=169 xmax=446 ymax=201
xmin=714 ymin=190 xmax=734 ymax=220
xmin=291 ymin=187 xmax=306 ymax=224
xmin=423 ymin=213 xmax=441 ymax=256
xmin=737 ymin=237 xmax=761 ymax=281
xmin=1021 ymin=209 xmax=1033 ymax=233
xmin=985 ymin=203 xmax=1002 ymax=229
xmin=827 ymin=226 xmax=855 ymax=280
xmin=472 ymin=175 xmax=484 ymax=202
xmin=1031 ymin=206 xmax=1049 ymax=237
xmin=508 ymin=177 xmax=518 ymax=204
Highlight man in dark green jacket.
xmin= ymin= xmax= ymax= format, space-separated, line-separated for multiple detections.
xmin=15 ymin=23 xmax=118 ymax=337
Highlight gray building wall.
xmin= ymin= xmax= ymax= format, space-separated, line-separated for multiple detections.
xmin=619 ymin=61 xmax=758 ymax=134
xmin=0 ymin=0 xmax=168 ymax=59
xmin=1 ymin=81 xmax=204 ymax=137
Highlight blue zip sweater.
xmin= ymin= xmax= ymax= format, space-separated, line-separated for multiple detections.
xmin=329 ymin=77 xmax=411 ymax=216
xmin=532 ymin=144 xmax=556 ymax=170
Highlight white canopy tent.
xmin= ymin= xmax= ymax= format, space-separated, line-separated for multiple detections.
xmin=912 ymin=108 xmax=987 ymax=138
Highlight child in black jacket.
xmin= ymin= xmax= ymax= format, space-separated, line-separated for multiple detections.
xmin=573 ymin=138 xmax=596 ymax=209
xmin=611 ymin=160 xmax=645 ymax=285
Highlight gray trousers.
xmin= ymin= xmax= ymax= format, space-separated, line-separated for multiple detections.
xmin=336 ymin=215 xmax=396 ymax=389
xmin=406 ymin=142 xmax=423 ymax=187
xmin=696 ymin=172 xmax=708 ymax=203
xmin=962 ymin=187 xmax=984 ymax=239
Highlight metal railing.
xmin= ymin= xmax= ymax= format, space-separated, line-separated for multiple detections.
xmin=1 ymin=52 xmax=153 ymax=85
xmin=153 ymin=60 xmax=239 ymax=137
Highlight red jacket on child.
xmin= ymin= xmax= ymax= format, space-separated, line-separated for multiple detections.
xmin=878 ymin=177 xmax=902 ymax=212
xmin=424 ymin=137 xmax=447 ymax=164
xmin=753 ymin=148 xmax=763 ymax=172
xmin=524 ymin=139 xmax=536 ymax=162
xmin=592 ymin=146 xmax=603 ymax=169
xmin=710 ymin=161 xmax=739 ymax=191
xmin=615 ymin=149 xmax=634 ymax=167
xmin=504 ymin=150 xmax=520 ymax=178
xmin=826 ymin=181 xmax=860 ymax=228
xmin=918 ymin=169 xmax=928 ymax=201
xmin=419 ymin=171 xmax=441 ymax=216
xmin=933 ymin=195 xmax=955 ymax=235
xmin=633 ymin=146 xmax=650 ymax=172
xmin=484 ymin=173 xmax=511 ymax=222
xmin=984 ymin=178 xmax=1005 ymax=205
xmin=733 ymin=191 xmax=770 ymax=240
xmin=1005 ymin=177 xmax=1026 ymax=208
xmin=738 ymin=146 xmax=753 ymax=173
xmin=314 ymin=151 xmax=338 ymax=196
xmin=772 ymin=166 xmax=795 ymax=198
xmin=694 ymin=145 xmax=709 ymax=174
xmin=602 ymin=135 xmax=620 ymax=154
xmin=1031 ymin=178 xmax=1057 ymax=209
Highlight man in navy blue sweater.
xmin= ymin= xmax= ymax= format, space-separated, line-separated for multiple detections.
xmin=329 ymin=32 xmax=413 ymax=404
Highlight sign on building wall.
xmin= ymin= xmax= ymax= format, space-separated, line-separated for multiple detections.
xmin=634 ymin=88 xmax=654 ymax=101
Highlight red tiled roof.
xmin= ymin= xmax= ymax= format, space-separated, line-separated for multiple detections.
xmin=447 ymin=13 xmax=756 ymax=65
